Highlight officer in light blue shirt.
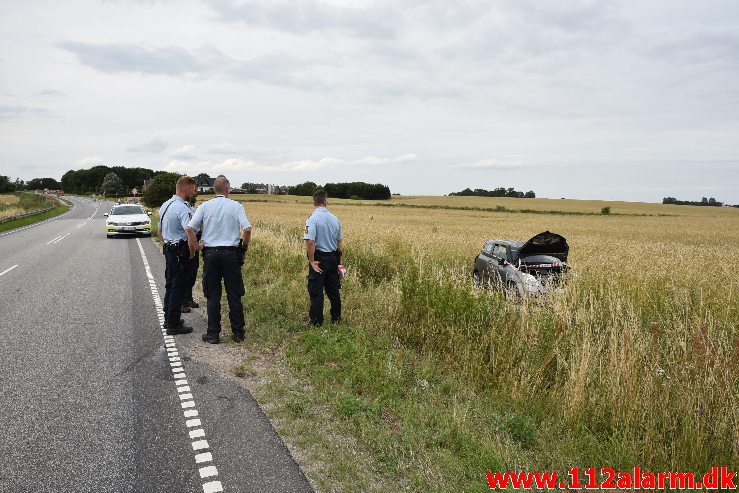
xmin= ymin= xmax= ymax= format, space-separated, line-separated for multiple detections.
xmin=186 ymin=176 xmax=251 ymax=344
xmin=304 ymin=205 xmax=342 ymax=253
xmin=158 ymin=176 xmax=198 ymax=335
xmin=304 ymin=189 xmax=344 ymax=326
xmin=158 ymin=195 xmax=191 ymax=243
xmin=188 ymin=192 xmax=251 ymax=247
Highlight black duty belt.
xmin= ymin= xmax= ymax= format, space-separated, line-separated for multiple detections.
xmin=315 ymin=250 xmax=337 ymax=256
xmin=164 ymin=240 xmax=187 ymax=250
xmin=203 ymin=246 xmax=239 ymax=251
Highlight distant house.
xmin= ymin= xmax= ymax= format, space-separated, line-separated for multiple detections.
xmin=197 ymin=177 xmax=216 ymax=193
xmin=255 ymin=184 xmax=277 ymax=194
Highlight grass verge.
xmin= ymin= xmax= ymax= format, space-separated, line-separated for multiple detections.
xmin=187 ymin=197 xmax=736 ymax=491
xmin=0 ymin=203 xmax=70 ymax=233
xmin=240 ymin=285 xmax=631 ymax=492
xmin=236 ymin=231 xmax=739 ymax=492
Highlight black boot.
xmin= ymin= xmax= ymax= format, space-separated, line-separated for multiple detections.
xmin=166 ymin=321 xmax=193 ymax=335
xmin=202 ymin=333 xmax=219 ymax=344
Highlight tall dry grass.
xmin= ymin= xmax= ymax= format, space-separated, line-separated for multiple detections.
xmin=0 ymin=192 xmax=48 ymax=220
xmin=233 ymin=195 xmax=738 ymax=471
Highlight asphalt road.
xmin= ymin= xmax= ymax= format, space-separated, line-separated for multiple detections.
xmin=0 ymin=197 xmax=313 ymax=493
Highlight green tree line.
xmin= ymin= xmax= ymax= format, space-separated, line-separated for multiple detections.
xmin=61 ymin=166 xmax=161 ymax=194
xmin=286 ymin=181 xmax=391 ymax=199
xmin=449 ymin=187 xmax=535 ymax=198
xmin=1 ymin=176 xmax=65 ymax=192
xmin=0 ymin=176 xmax=25 ymax=193
xmin=662 ymin=196 xmax=723 ymax=207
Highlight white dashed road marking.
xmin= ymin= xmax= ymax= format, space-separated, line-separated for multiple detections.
xmin=0 ymin=264 xmax=19 ymax=278
xmin=135 ymin=238 xmax=223 ymax=493
xmin=203 ymin=480 xmax=224 ymax=493
xmin=195 ymin=452 xmax=212 ymax=463
xmin=47 ymin=232 xmax=71 ymax=245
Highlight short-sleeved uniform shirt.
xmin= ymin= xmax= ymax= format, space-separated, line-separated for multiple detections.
xmin=159 ymin=195 xmax=192 ymax=243
xmin=188 ymin=195 xmax=251 ymax=247
xmin=304 ymin=207 xmax=342 ymax=253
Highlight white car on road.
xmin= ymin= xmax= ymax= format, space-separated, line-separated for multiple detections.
xmin=104 ymin=204 xmax=152 ymax=237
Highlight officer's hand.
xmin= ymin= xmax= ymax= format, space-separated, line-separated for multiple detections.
xmin=310 ymin=260 xmax=323 ymax=274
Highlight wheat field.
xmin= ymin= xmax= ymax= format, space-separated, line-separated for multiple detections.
xmin=0 ymin=192 xmax=45 ymax=221
xmin=228 ymin=193 xmax=738 ymax=473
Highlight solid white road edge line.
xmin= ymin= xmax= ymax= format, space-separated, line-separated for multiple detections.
xmin=135 ymin=238 xmax=223 ymax=493
xmin=0 ymin=264 xmax=19 ymax=278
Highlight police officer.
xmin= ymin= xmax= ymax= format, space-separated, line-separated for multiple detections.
xmin=304 ymin=189 xmax=343 ymax=326
xmin=158 ymin=176 xmax=198 ymax=335
xmin=181 ymin=198 xmax=200 ymax=313
xmin=186 ymin=176 xmax=251 ymax=344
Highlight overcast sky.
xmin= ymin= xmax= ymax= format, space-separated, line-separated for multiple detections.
xmin=1 ymin=0 xmax=738 ymax=202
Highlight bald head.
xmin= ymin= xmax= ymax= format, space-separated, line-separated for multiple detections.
xmin=213 ymin=177 xmax=230 ymax=195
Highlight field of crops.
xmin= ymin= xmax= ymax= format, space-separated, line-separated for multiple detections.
xmin=0 ymin=192 xmax=48 ymax=221
xmin=220 ymin=193 xmax=738 ymax=488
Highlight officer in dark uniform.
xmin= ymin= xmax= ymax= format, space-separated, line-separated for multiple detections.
xmin=304 ymin=189 xmax=343 ymax=326
xmin=158 ymin=175 xmax=198 ymax=335
xmin=182 ymin=198 xmax=200 ymax=313
xmin=186 ymin=176 xmax=251 ymax=344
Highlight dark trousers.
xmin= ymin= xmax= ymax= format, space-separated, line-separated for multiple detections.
xmin=163 ymin=244 xmax=189 ymax=326
xmin=202 ymin=248 xmax=245 ymax=337
xmin=307 ymin=251 xmax=341 ymax=325
xmin=184 ymin=251 xmax=199 ymax=303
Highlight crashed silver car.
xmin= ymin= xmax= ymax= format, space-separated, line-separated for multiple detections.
xmin=472 ymin=231 xmax=569 ymax=298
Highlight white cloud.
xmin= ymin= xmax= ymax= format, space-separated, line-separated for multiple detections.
xmin=164 ymin=158 xmax=258 ymax=175
xmin=208 ymin=142 xmax=241 ymax=154
xmin=354 ymin=154 xmax=417 ymax=165
xmin=171 ymin=145 xmax=198 ymax=160
xmin=206 ymin=0 xmax=401 ymax=39
xmin=456 ymin=158 xmax=528 ymax=169
xmin=276 ymin=157 xmax=343 ymax=171
xmin=273 ymin=154 xmax=417 ymax=171
xmin=58 ymin=41 xmax=206 ymax=76
xmin=127 ymin=137 xmax=167 ymax=154
xmin=161 ymin=153 xmax=418 ymax=174
xmin=0 ymin=103 xmax=53 ymax=119
xmin=76 ymin=156 xmax=105 ymax=166
xmin=33 ymin=89 xmax=67 ymax=98
xmin=2 ymin=1 xmax=739 ymax=202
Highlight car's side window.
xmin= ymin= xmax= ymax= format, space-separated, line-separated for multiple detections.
xmin=482 ymin=242 xmax=494 ymax=255
xmin=493 ymin=244 xmax=507 ymax=260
